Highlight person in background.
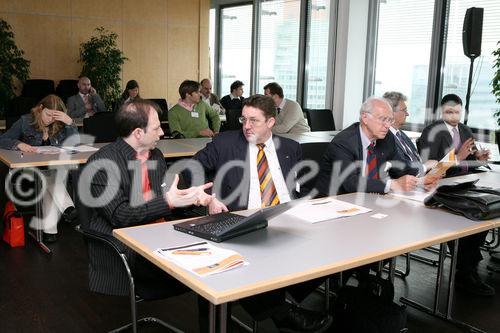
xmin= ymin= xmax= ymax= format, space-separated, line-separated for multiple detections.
xmin=383 ymin=91 xmax=438 ymax=175
xmin=115 ymin=80 xmax=141 ymax=112
xmin=0 ymin=94 xmax=79 ymax=242
xmin=419 ymin=93 xmax=490 ymax=176
xmin=200 ymin=78 xmax=224 ymax=114
xmin=220 ymin=80 xmax=245 ymax=111
xmin=418 ymin=93 xmax=493 ymax=296
xmin=167 ymin=80 xmax=221 ymax=138
xmin=264 ymin=82 xmax=310 ymax=134
xmin=67 ymin=76 xmax=106 ymax=119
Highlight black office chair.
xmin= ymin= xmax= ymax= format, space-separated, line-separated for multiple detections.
xmin=223 ymin=108 xmax=242 ymax=131
xmin=83 ymin=112 xmax=118 ymax=143
xmin=55 ymin=79 xmax=79 ymax=104
xmin=74 ymin=170 xmax=184 ymax=333
xmin=5 ymin=96 xmax=38 ymax=129
xmin=21 ymin=79 xmax=55 ymax=102
xmin=147 ymin=99 xmax=170 ymax=137
xmin=299 ymin=142 xmax=329 ymax=196
xmin=304 ymin=109 xmax=335 ymax=131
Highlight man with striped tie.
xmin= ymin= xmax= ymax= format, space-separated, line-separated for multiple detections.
xmin=191 ymin=94 xmax=332 ymax=332
xmin=316 ymin=97 xmax=422 ymax=197
xmin=383 ymin=91 xmax=439 ymax=176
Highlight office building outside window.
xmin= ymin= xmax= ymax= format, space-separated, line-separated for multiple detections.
xmin=219 ymin=5 xmax=253 ymax=97
xmin=442 ymin=0 xmax=500 ymax=131
xmin=304 ymin=0 xmax=330 ymax=109
xmin=374 ymin=0 xmax=434 ymax=126
xmin=257 ymin=0 xmax=301 ymax=99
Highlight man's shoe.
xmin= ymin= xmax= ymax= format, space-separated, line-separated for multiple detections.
xmin=43 ymin=232 xmax=58 ymax=243
xmin=272 ymin=305 xmax=332 ymax=333
xmin=62 ymin=207 xmax=78 ymax=225
xmin=455 ymin=270 xmax=495 ymax=296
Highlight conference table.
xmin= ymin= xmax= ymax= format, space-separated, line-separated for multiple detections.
xmin=113 ymin=185 xmax=498 ymax=332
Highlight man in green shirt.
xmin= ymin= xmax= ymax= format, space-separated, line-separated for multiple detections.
xmin=167 ymin=80 xmax=221 ymax=138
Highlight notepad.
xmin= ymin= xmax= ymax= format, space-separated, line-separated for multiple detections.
xmin=155 ymin=242 xmax=246 ymax=277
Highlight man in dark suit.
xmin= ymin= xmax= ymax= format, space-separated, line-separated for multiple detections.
xmin=419 ymin=94 xmax=493 ymax=296
xmin=83 ymin=100 xmax=214 ymax=300
xmin=419 ymin=93 xmax=490 ymax=176
xmin=316 ymin=97 xmax=424 ymax=197
xmin=383 ymin=91 xmax=439 ymax=176
xmin=190 ymin=94 xmax=332 ymax=332
xmin=67 ymin=76 xmax=106 ymax=119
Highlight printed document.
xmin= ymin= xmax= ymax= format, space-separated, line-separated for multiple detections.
xmin=155 ymin=242 xmax=245 ymax=277
xmin=284 ymin=198 xmax=372 ymax=223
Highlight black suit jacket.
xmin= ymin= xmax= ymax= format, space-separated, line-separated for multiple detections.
xmin=418 ymin=120 xmax=476 ymax=176
xmin=393 ymin=129 xmax=425 ymax=175
xmin=190 ymin=130 xmax=301 ymax=211
xmin=220 ymin=95 xmax=244 ymax=111
xmin=315 ymin=123 xmax=416 ymax=196
xmin=84 ymin=138 xmax=171 ymax=296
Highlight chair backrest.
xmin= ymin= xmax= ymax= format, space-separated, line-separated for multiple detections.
xmin=299 ymin=142 xmax=330 ymax=195
xmin=21 ymin=79 xmax=55 ymax=102
xmin=6 ymin=96 xmax=38 ymax=130
xmin=304 ymin=109 xmax=335 ymax=131
xmin=55 ymin=79 xmax=79 ymax=104
xmin=224 ymin=108 xmax=243 ymax=131
xmin=147 ymin=98 xmax=169 ymax=114
xmin=83 ymin=112 xmax=118 ymax=143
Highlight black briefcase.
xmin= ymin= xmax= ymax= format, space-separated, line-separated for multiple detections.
xmin=424 ymin=180 xmax=500 ymax=221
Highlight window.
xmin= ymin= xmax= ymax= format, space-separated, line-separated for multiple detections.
xmin=304 ymin=0 xmax=331 ymax=109
xmin=219 ymin=5 xmax=253 ymax=97
xmin=441 ymin=0 xmax=500 ymax=130
xmin=257 ymin=0 xmax=301 ymax=99
xmin=373 ymin=0 xmax=435 ymax=125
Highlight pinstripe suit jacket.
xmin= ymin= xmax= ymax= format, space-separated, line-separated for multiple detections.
xmin=84 ymin=138 xmax=171 ymax=296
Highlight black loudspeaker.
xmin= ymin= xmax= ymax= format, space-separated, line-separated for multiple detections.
xmin=462 ymin=7 xmax=483 ymax=59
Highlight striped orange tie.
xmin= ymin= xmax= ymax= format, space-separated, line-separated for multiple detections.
xmin=257 ymin=144 xmax=280 ymax=208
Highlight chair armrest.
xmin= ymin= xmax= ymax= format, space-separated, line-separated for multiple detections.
xmin=76 ymin=225 xmax=125 ymax=255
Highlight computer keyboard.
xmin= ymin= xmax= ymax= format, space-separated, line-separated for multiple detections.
xmin=190 ymin=213 xmax=245 ymax=235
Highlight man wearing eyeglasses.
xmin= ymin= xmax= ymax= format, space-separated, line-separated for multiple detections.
xmin=384 ymin=91 xmax=439 ymax=176
xmin=189 ymin=94 xmax=332 ymax=332
xmin=316 ymin=97 xmax=424 ymax=196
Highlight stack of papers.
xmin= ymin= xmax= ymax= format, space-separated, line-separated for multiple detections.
xmin=284 ymin=198 xmax=372 ymax=223
xmin=155 ymin=242 xmax=245 ymax=277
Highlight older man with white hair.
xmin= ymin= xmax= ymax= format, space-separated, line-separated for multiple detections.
xmin=315 ymin=97 xmax=424 ymax=196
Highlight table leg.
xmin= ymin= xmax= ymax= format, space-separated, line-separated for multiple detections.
xmin=208 ymin=302 xmax=228 ymax=333
xmin=400 ymin=240 xmax=486 ymax=333
xmin=27 ymin=168 xmax=51 ymax=254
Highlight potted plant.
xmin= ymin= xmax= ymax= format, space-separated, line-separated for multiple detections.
xmin=493 ymin=41 xmax=500 ymax=151
xmin=0 ymin=18 xmax=30 ymax=118
xmin=79 ymin=27 xmax=127 ymax=111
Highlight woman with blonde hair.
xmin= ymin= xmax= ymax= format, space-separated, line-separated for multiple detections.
xmin=0 ymin=94 xmax=79 ymax=242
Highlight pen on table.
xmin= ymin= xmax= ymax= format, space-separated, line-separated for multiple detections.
xmin=174 ymin=247 xmax=208 ymax=252
xmin=161 ymin=241 xmax=207 ymax=251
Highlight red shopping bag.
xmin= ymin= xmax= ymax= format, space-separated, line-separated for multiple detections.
xmin=3 ymin=201 xmax=25 ymax=247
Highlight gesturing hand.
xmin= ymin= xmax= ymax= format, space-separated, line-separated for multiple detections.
xmin=165 ymin=174 xmax=213 ymax=208
xmin=208 ymin=195 xmax=229 ymax=215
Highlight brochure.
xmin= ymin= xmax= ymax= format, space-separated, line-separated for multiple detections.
xmin=284 ymin=198 xmax=372 ymax=223
xmin=155 ymin=241 xmax=246 ymax=277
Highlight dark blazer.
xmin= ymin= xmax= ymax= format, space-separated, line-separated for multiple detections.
xmin=67 ymin=93 xmax=106 ymax=118
xmin=84 ymin=138 xmax=171 ymax=296
xmin=315 ymin=122 xmax=416 ymax=196
xmin=190 ymin=130 xmax=301 ymax=211
xmin=220 ymin=95 xmax=244 ymax=111
xmin=418 ymin=120 xmax=476 ymax=176
xmin=393 ymin=129 xmax=425 ymax=175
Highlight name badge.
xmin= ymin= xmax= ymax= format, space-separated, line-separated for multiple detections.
xmin=191 ymin=112 xmax=199 ymax=118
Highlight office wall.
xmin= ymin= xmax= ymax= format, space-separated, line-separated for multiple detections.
xmin=0 ymin=0 xmax=210 ymax=104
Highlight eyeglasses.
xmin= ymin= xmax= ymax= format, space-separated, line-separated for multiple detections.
xmin=365 ymin=112 xmax=394 ymax=125
xmin=238 ymin=117 xmax=265 ymax=125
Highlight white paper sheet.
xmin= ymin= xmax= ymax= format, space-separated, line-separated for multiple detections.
xmin=283 ymin=198 xmax=372 ymax=223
